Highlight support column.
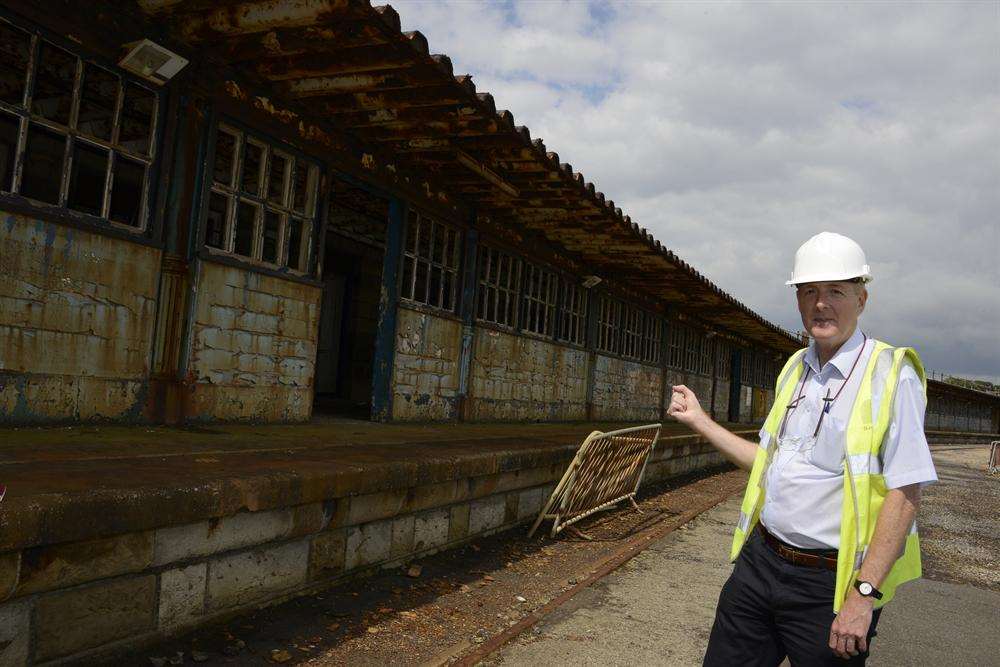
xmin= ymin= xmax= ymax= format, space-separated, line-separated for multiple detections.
xmin=456 ymin=223 xmax=480 ymax=421
xmin=659 ymin=313 xmax=672 ymax=423
xmin=371 ymin=196 xmax=406 ymax=422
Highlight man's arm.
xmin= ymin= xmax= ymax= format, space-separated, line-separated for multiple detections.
xmin=829 ymin=483 xmax=921 ymax=659
xmin=667 ymin=385 xmax=758 ymax=471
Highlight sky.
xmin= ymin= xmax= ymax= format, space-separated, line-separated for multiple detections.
xmin=390 ymin=0 xmax=999 ymax=381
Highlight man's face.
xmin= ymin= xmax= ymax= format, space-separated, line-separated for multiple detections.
xmin=796 ymin=281 xmax=867 ymax=345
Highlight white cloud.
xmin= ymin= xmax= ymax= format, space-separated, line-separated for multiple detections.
xmin=392 ymin=0 xmax=1000 ymax=378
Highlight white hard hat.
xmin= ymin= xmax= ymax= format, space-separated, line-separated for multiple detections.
xmin=786 ymin=232 xmax=872 ymax=286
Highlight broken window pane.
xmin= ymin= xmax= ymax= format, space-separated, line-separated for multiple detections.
xmin=233 ymin=201 xmax=257 ymax=257
xmin=119 ymin=82 xmax=155 ymax=156
xmin=287 ymin=217 xmax=304 ymax=270
xmin=0 ymin=21 xmax=30 ymax=107
xmin=261 ymin=210 xmax=281 ymax=264
xmin=109 ymin=155 xmax=144 ymax=226
xmin=77 ymin=64 xmax=117 ymax=142
xmin=0 ymin=112 xmax=18 ymax=192
xmin=213 ymin=129 xmax=236 ymax=186
xmin=241 ymin=140 xmax=264 ymax=195
xmin=291 ymin=162 xmax=315 ymax=214
xmin=267 ymin=152 xmax=288 ymax=204
xmin=21 ymin=123 xmax=66 ymax=204
xmin=68 ymin=141 xmax=108 ymax=216
xmin=204 ymin=191 xmax=228 ymax=249
xmin=32 ymin=41 xmax=76 ymax=126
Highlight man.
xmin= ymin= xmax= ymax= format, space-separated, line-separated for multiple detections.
xmin=668 ymin=232 xmax=936 ymax=665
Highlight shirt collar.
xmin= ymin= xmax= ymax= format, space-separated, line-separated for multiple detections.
xmin=803 ymin=327 xmax=866 ymax=377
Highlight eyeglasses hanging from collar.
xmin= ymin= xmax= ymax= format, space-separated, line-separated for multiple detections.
xmin=777 ymin=334 xmax=868 ymax=441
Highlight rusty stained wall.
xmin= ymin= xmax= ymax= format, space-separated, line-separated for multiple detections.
xmin=592 ymin=355 xmax=662 ymax=422
xmin=391 ymin=306 xmax=462 ymax=421
xmin=468 ymin=327 xmax=588 ymax=421
xmin=663 ymin=369 xmax=715 ymax=422
xmin=739 ymin=385 xmax=754 ymax=423
xmin=713 ymin=378 xmax=730 ymax=422
xmin=0 ymin=213 xmax=161 ymax=423
xmin=185 ymin=261 xmax=321 ymax=422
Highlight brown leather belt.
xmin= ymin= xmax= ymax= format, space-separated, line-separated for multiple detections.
xmin=758 ymin=524 xmax=838 ymax=571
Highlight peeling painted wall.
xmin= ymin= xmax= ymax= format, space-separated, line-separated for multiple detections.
xmin=0 ymin=213 xmax=161 ymax=423
xmin=468 ymin=328 xmax=588 ymax=421
xmin=592 ymin=355 xmax=662 ymax=422
xmin=185 ymin=261 xmax=321 ymax=422
xmin=391 ymin=306 xmax=462 ymax=421
xmin=739 ymin=385 xmax=754 ymax=423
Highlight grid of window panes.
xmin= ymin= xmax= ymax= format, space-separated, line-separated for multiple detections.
xmin=666 ymin=322 xmax=685 ymax=369
xmin=477 ymin=245 xmax=521 ymax=327
xmin=401 ymin=209 xmax=461 ymax=311
xmin=752 ymin=353 xmax=767 ymax=387
xmin=684 ymin=327 xmax=701 ymax=373
xmin=557 ymin=280 xmax=587 ymax=346
xmin=698 ymin=334 xmax=714 ymax=376
xmin=715 ymin=340 xmax=731 ymax=380
xmin=597 ymin=296 xmax=622 ymax=355
xmin=204 ymin=124 xmax=319 ymax=272
xmin=522 ymin=263 xmax=557 ymax=337
xmin=620 ymin=305 xmax=642 ymax=359
xmin=639 ymin=312 xmax=662 ymax=364
xmin=740 ymin=350 xmax=753 ymax=385
xmin=0 ymin=18 xmax=159 ymax=228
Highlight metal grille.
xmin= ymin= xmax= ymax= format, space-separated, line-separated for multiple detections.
xmin=640 ymin=312 xmax=662 ymax=364
xmin=529 ymin=423 xmax=661 ymax=538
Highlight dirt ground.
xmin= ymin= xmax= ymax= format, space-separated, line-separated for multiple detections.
xmin=113 ymin=466 xmax=745 ymax=667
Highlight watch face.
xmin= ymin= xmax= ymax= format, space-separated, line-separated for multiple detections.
xmin=859 ymin=582 xmax=873 ymax=595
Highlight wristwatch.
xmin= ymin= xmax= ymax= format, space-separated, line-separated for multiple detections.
xmin=853 ymin=580 xmax=883 ymax=600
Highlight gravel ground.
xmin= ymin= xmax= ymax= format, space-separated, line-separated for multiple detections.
xmin=917 ymin=443 xmax=1000 ymax=591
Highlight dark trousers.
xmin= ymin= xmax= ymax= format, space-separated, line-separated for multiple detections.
xmin=704 ymin=529 xmax=882 ymax=666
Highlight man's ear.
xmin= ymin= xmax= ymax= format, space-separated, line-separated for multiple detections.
xmin=858 ymin=286 xmax=868 ymax=313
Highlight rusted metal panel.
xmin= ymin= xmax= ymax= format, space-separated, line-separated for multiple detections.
xmin=468 ymin=327 xmax=588 ymax=422
xmin=591 ymin=355 xmax=662 ymax=422
xmin=185 ymin=261 xmax=321 ymax=421
xmin=391 ymin=306 xmax=462 ymax=421
xmin=0 ymin=212 xmax=161 ymax=423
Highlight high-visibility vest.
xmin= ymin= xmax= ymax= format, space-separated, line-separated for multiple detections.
xmin=730 ymin=339 xmax=926 ymax=612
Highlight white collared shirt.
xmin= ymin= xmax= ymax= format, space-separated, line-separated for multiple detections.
xmin=758 ymin=327 xmax=937 ymax=550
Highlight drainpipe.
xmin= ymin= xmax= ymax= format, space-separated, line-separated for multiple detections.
xmin=455 ymin=220 xmax=480 ymax=422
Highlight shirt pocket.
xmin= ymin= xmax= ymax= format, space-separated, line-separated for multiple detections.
xmin=809 ymin=413 xmax=846 ymax=473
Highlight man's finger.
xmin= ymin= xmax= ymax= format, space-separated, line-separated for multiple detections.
xmin=857 ymin=633 xmax=868 ymax=654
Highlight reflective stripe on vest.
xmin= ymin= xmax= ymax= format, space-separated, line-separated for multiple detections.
xmin=729 ymin=340 xmax=926 ymax=612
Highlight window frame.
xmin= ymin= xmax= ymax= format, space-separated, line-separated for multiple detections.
xmin=199 ymin=118 xmax=323 ymax=276
xmin=399 ymin=206 xmax=462 ymax=313
xmin=596 ymin=295 xmax=622 ymax=356
xmin=521 ymin=261 xmax=558 ymax=338
xmin=475 ymin=243 xmax=522 ymax=329
xmin=556 ymin=279 xmax=587 ymax=346
xmin=0 ymin=15 xmax=164 ymax=236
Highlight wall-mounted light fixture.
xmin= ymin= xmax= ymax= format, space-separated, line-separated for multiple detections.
xmin=119 ymin=39 xmax=188 ymax=85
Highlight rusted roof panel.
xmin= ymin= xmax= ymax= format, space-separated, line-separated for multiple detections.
xmin=137 ymin=0 xmax=800 ymax=352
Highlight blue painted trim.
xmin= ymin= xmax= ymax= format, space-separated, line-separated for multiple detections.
xmin=371 ymin=196 xmax=406 ymax=421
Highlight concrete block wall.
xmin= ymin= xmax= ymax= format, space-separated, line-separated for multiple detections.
xmin=185 ymin=261 xmax=322 ymax=422
xmin=391 ymin=306 xmax=463 ymax=420
xmin=0 ymin=213 xmax=161 ymax=423
xmin=592 ymin=355 xmax=662 ymax=421
xmin=0 ymin=433 xmax=729 ymax=664
xmin=468 ymin=328 xmax=588 ymax=421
